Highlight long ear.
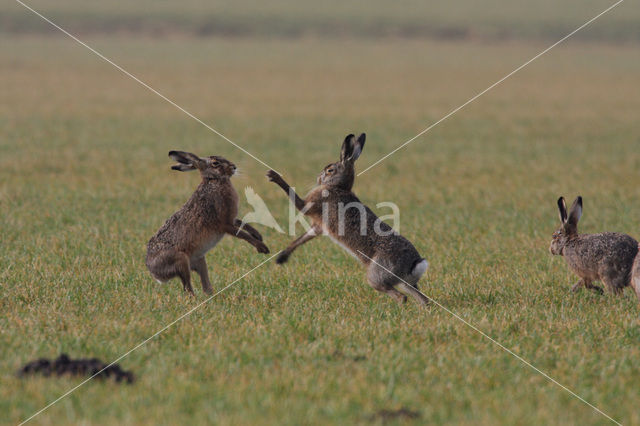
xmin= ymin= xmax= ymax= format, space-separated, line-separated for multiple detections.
xmin=567 ymin=196 xmax=583 ymax=226
xmin=350 ymin=133 xmax=365 ymax=162
xmin=557 ymin=197 xmax=568 ymax=223
xmin=171 ymin=163 xmax=197 ymax=172
xmin=168 ymin=150 xmax=202 ymax=172
xmin=340 ymin=134 xmax=355 ymax=163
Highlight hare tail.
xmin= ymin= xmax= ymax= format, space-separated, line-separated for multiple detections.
xmin=411 ymin=259 xmax=429 ymax=278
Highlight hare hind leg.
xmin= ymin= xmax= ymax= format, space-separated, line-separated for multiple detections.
xmin=585 ymin=280 xmax=604 ymax=295
xmin=147 ymin=250 xmax=194 ymax=295
xmin=402 ymin=259 xmax=431 ymax=305
xmin=191 ymin=256 xmax=213 ymax=295
xmin=369 ymin=258 xmax=429 ymax=306
xmin=396 ymin=280 xmax=430 ymax=306
xmin=572 ymin=278 xmax=603 ymax=295
xmin=601 ymin=275 xmax=625 ymax=296
xmin=366 ymin=276 xmax=407 ymax=303
xmin=365 ymin=262 xmax=404 ymax=303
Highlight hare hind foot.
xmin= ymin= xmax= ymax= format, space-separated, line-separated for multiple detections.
xmin=366 ymin=261 xmax=429 ymax=306
xmin=571 ymin=279 xmax=585 ymax=292
xmin=572 ymin=279 xmax=603 ymax=295
xmin=366 ymin=278 xmax=403 ymax=303
xmin=586 ymin=281 xmax=604 ymax=295
xmin=588 ymin=286 xmax=604 ymax=295
xmin=386 ymin=288 xmax=408 ymax=304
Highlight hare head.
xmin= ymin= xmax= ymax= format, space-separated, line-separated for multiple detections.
xmin=168 ymin=151 xmax=236 ymax=180
xmin=317 ymin=133 xmax=366 ymax=190
xmin=550 ymin=196 xmax=582 ymax=255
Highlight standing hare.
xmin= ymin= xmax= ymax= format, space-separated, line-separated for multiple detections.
xmin=267 ymin=133 xmax=429 ymax=305
xmin=146 ymin=151 xmax=269 ymax=295
xmin=550 ymin=196 xmax=638 ymax=296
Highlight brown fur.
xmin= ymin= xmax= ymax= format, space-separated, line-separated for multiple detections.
xmin=267 ymin=133 xmax=429 ymax=305
xmin=550 ymin=196 xmax=638 ymax=296
xmin=146 ymin=151 xmax=269 ymax=295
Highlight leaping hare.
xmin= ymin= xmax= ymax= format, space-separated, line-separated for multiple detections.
xmin=267 ymin=133 xmax=429 ymax=305
xmin=550 ymin=196 xmax=638 ymax=296
xmin=146 ymin=151 xmax=269 ymax=295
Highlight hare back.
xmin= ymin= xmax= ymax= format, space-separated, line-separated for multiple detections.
xmin=564 ymin=232 xmax=638 ymax=286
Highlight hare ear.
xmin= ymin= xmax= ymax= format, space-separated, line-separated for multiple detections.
xmin=557 ymin=197 xmax=568 ymax=223
xmin=169 ymin=150 xmax=202 ymax=171
xmin=171 ymin=163 xmax=197 ymax=172
xmin=340 ymin=134 xmax=355 ymax=163
xmin=567 ymin=196 xmax=583 ymax=226
xmin=350 ymin=133 xmax=365 ymax=162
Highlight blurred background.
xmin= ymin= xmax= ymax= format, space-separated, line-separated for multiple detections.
xmin=3 ymin=0 xmax=640 ymax=42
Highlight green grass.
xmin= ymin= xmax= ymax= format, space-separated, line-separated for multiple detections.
xmin=2 ymin=8 xmax=640 ymax=426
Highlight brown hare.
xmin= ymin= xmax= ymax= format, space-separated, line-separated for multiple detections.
xmin=267 ymin=133 xmax=429 ymax=305
xmin=550 ymin=196 xmax=638 ymax=296
xmin=146 ymin=151 xmax=269 ymax=295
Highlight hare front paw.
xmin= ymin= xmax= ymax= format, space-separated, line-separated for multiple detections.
xmin=256 ymin=242 xmax=270 ymax=254
xmin=266 ymin=170 xmax=283 ymax=184
xmin=275 ymin=251 xmax=290 ymax=264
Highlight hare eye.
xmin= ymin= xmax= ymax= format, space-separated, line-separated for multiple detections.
xmin=212 ymin=161 xmax=220 ymax=166
xmin=327 ymin=168 xmax=334 ymax=174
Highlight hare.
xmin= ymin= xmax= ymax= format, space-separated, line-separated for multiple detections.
xmin=267 ymin=133 xmax=429 ymax=305
xmin=550 ymin=196 xmax=638 ymax=296
xmin=146 ymin=151 xmax=269 ymax=295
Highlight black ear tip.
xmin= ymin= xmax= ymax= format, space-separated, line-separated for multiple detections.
xmin=168 ymin=150 xmax=177 ymax=157
xmin=577 ymin=196 xmax=583 ymax=203
xmin=171 ymin=165 xmax=181 ymax=170
xmin=344 ymin=133 xmax=355 ymax=142
xmin=358 ymin=133 xmax=366 ymax=142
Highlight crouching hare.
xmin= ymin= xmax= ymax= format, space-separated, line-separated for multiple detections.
xmin=550 ymin=196 xmax=639 ymax=297
xmin=267 ymin=133 xmax=429 ymax=305
xmin=146 ymin=151 xmax=269 ymax=295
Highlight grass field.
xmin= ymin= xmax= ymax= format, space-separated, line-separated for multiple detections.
xmin=2 ymin=1 xmax=640 ymax=425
